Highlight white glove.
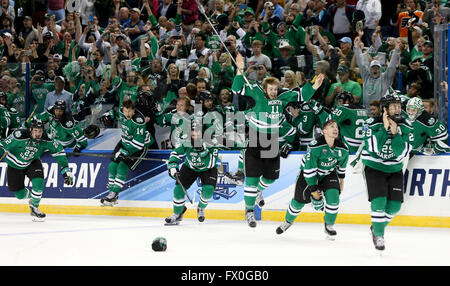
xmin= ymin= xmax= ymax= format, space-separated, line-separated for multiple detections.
xmin=169 ymin=168 xmax=178 ymax=178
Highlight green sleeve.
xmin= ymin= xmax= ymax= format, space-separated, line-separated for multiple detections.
xmin=301 ymin=81 xmax=317 ymax=101
xmin=303 ymin=148 xmax=319 ymax=186
xmin=47 ymin=140 xmax=69 ymax=173
xmin=232 ymin=74 xmax=246 ymax=94
xmin=71 ymin=123 xmax=88 ymax=149
xmin=148 ymin=14 xmax=158 ymax=27
xmin=337 ymin=149 xmax=349 ymax=178
xmin=168 ymin=146 xmax=185 ymax=168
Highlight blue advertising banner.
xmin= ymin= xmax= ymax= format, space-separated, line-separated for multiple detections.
xmin=0 ymin=150 xmax=170 ymax=200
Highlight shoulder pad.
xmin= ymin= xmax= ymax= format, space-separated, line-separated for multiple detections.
xmin=13 ymin=129 xmax=31 ymax=140
xmin=132 ymin=110 xmax=146 ymax=125
xmin=417 ymin=111 xmax=436 ymax=127
xmin=63 ymin=119 xmax=75 ymax=128
xmin=366 ymin=116 xmax=382 ymax=126
xmin=334 ymin=138 xmax=348 ymax=150
xmin=310 ymin=135 xmax=326 ymax=148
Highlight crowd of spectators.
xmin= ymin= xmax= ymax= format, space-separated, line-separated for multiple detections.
xmin=0 ymin=0 xmax=449 ymax=148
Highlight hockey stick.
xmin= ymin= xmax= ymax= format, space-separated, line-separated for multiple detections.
xmin=175 ymin=172 xmax=193 ymax=204
xmin=68 ymin=151 xmax=169 ymax=162
xmin=25 ymin=105 xmax=38 ymax=123
xmin=195 ymin=0 xmax=253 ymax=90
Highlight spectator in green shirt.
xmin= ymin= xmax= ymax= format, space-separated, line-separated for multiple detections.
xmin=325 ymin=65 xmax=362 ymax=108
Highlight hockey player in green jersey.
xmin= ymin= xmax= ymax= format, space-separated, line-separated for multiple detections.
xmin=361 ymin=94 xmax=413 ymax=251
xmin=276 ymin=120 xmax=349 ymax=239
xmin=0 ymin=119 xmax=73 ymax=221
xmin=285 ymin=100 xmax=329 ymax=151
xmin=330 ymin=91 xmax=368 ymax=153
xmin=31 ymin=100 xmax=88 ymax=154
xmin=165 ymin=120 xmax=220 ymax=225
xmin=100 ymin=99 xmax=155 ymax=206
xmin=233 ymin=53 xmax=325 ymax=228
xmin=405 ymin=97 xmax=450 ymax=155
xmin=155 ymin=97 xmax=191 ymax=149
xmin=0 ymin=92 xmax=21 ymax=139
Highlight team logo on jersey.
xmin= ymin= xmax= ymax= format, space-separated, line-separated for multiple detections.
xmin=428 ymin=117 xmax=435 ymax=125
xmin=66 ymin=120 xmax=74 ymax=128
xmin=14 ymin=130 xmax=21 ymax=137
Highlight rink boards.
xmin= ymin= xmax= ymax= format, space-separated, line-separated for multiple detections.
xmin=0 ymin=150 xmax=450 ymax=228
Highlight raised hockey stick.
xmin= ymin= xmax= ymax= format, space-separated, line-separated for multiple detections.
xmin=25 ymin=105 xmax=39 ymax=123
xmin=175 ymin=172 xmax=193 ymax=204
xmin=68 ymin=151 xmax=169 ymax=162
xmin=195 ymin=0 xmax=253 ymax=90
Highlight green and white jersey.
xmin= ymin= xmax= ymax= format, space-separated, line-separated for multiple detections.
xmin=118 ymin=109 xmax=154 ymax=154
xmin=168 ymin=143 xmax=219 ymax=173
xmin=112 ymin=76 xmax=139 ymax=108
xmin=155 ymin=109 xmax=191 ymax=149
xmin=206 ymin=34 xmax=221 ymax=50
xmin=33 ymin=107 xmax=88 ymax=149
xmin=300 ymin=135 xmax=349 ymax=186
xmin=231 ymin=74 xmax=316 ymax=134
xmin=7 ymin=107 xmax=21 ymax=132
xmin=0 ymin=104 xmax=10 ymax=138
xmin=330 ymin=104 xmax=368 ymax=153
xmin=361 ymin=116 xmax=413 ymax=173
xmin=0 ymin=128 xmax=69 ymax=171
xmin=279 ymin=120 xmax=297 ymax=147
xmin=290 ymin=103 xmax=328 ymax=149
xmin=32 ymin=83 xmax=55 ymax=114
xmin=408 ymin=111 xmax=450 ymax=154
xmin=7 ymin=92 xmax=26 ymax=118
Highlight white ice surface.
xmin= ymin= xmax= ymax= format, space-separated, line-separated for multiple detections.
xmin=0 ymin=212 xmax=449 ymax=266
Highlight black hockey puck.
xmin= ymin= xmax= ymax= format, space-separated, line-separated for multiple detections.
xmin=152 ymin=237 xmax=167 ymax=252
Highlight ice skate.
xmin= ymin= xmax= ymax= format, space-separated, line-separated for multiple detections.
xmin=324 ymin=223 xmax=337 ymax=240
xmin=197 ymin=207 xmax=205 ymax=222
xmin=100 ymin=191 xmax=119 ymax=206
xmin=30 ymin=205 xmax=46 ymax=222
xmin=255 ymin=191 xmax=265 ymax=208
xmin=276 ymin=221 xmax=293 ymax=235
xmin=370 ymin=226 xmax=385 ymax=252
xmin=165 ymin=206 xmax=187 ymax=225
xmin=245 ymin=209 xmax=257 ymax=228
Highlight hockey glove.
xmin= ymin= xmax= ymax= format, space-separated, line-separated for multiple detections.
xmin=280 ymin=143 xmax=292 ymax=158
xmin=169 ymin=168 xmax=179 ymax=180
xmin=61 ymin=167 xmax=74 ymax=186
xmin=310 ymin=189 xmax=324 ymax=211
xmin=72 ymin=145 xmax=85 ymax=157
xmin=308 ymin=99 xmax=323 ymax=115
xmin=114 ymin=148 xmax=129 ymax=161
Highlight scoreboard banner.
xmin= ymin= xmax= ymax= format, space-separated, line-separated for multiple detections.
xmin=1 ymin=151 xmax=450 ymax=219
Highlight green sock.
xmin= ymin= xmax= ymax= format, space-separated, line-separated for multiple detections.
xmin=112 ymin=162 xmax=130 ymax=193
xmin=384 ymin=200 xmax=402 ymax=228
xmin=173 ymin=184 xmax=186 ymax=214
xmin=257 ymin=176 xmax=275 ymax=192
xmin=108 ymin=161 xmax=118 ymax=189
xmin=371 ymin=197 xmax=387 ymax=237
xmin=285 ymin=198 xmax=305 ymax=223
xmin=324 ymin=188 xmax=340 ymax=225
xmin=238 ymin=150 xmax=244 ymax=173
xmin=29 ymin=177 xmax=44 ymax=207
xmin=198 ymin=185 xmax=215 ymax=209
xmin=244 ymin=177 xmax=259 ymax=211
